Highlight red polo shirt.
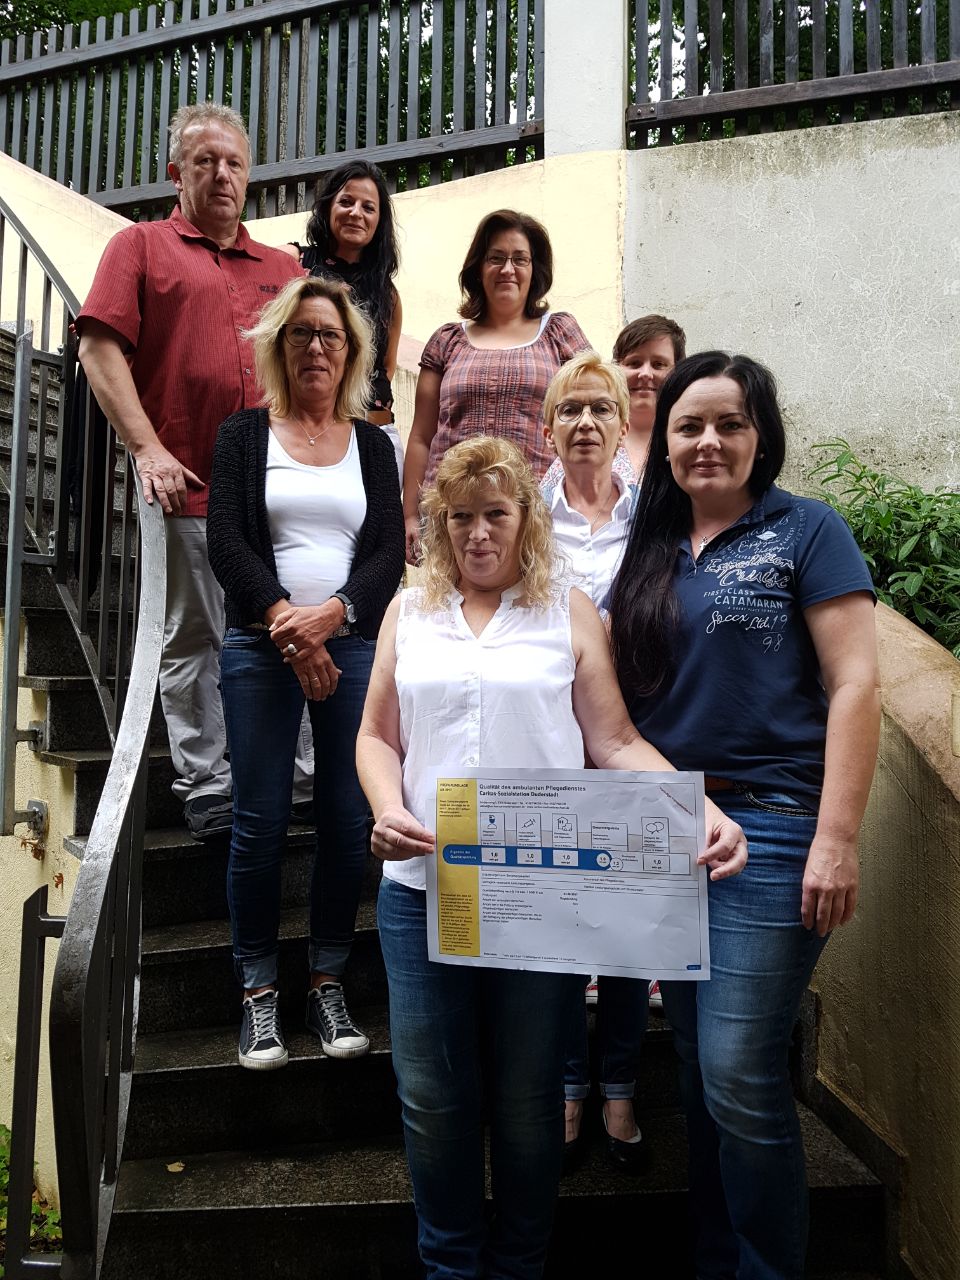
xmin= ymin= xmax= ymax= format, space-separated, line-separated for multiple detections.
xmin=77 ymin=205 xmax=303 ymax=517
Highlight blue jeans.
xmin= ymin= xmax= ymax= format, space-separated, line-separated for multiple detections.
xmin=564 ymin=976 xmax=649 ymax=1101
xmin=660 ymin=789 xmax=828 ymax=1280
xmin=378 ymin=878 xmax=582 ymax=1280
xmin=220 ymin=628 xmax=374 ymax=990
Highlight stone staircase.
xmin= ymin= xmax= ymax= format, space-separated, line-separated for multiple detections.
xmin=1 ymin=328 xmax=890 ymax=1278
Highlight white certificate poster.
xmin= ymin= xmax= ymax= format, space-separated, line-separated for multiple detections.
xmin=424 ymin=767 xmax=710 ymax=981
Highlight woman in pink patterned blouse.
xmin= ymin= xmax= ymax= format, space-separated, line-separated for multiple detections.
xmin=402 ymin=209 xmax=589 ymax=563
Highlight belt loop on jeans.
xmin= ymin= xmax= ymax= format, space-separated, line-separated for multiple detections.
xmin=703 ymin=775 xmax=739 ymax=792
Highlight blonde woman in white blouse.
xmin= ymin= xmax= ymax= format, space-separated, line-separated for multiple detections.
xmin=356 ymin=436 xmax=747 ymax=1280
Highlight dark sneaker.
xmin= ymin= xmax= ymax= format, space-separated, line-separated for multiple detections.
xmin=305 ymin=982 xmax=370 ymax=1058
xmin=238 ymin=989 xmax=288 ymax=1071
xmin=184 ymin=792 xmax=233 ymax=841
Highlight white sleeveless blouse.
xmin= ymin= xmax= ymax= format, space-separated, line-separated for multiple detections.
xmin=384 ymin=582 xmax=586 ymax=891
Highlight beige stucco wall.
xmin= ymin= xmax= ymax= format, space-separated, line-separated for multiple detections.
xmin=812 ymin=605 xmax=960 ymax=1280
xmin=0 ymin=150 xmax=128 ymax=326
xmin=623 ymin=112 xmax=960 ymax=493
xmin=251 ymin=150 xmax=627 ymax=365
xmin=0 ymin=617 xmax=80 ymax=1203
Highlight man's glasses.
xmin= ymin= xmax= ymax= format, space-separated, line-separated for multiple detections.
xmin=281 ymin=324 xmax=348 ymax=351
xmin=554 ymin=398 xmax=619 ymax=425
xmin=484 ymin=252 xmax=532 ymax=269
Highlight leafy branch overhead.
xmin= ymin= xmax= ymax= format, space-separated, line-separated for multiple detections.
xmin=810 ymin=439 xmax=960 ymax=660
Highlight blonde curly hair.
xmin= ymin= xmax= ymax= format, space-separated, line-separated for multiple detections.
xmin=418 ymin=437 xmax=562 ymax=611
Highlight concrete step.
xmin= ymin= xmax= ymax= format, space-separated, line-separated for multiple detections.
xmin=138 ymin=900 xmax=387 ymax=1036
xmin=125 ymin=1013 xmax=680 ymax=1161
xmin=38 ymin=743 xmax=181 ymax=835
xmin=100 ymin=1104 xmax=884 ymax=1280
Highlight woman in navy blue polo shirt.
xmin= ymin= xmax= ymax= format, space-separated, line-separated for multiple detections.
xmin=609 ymin=352 xmax=880 ymax=1280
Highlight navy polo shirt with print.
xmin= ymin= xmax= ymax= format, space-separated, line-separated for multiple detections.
xmin=629 ymin=486 xmax=875 ymax=804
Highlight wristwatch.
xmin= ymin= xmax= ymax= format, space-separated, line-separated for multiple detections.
xmin=332 ymin=591 xmax=357 ymax=625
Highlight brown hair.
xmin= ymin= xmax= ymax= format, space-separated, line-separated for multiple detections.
xmin=457 ymin=210 xmax=553 ymax=322
xmin=612 ymin=314 xmax=687 ymax=364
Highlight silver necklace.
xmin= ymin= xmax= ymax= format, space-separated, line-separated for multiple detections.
xmin=291 ymin=417 xmax=334 ymax=447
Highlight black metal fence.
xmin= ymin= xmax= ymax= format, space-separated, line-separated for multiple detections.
xmin=0 ymin=191 xmax=165 ymax=1276
xmin=629 ymin=0 xmax=960 ymax=144
xmin=0 ymin=0 xmax=542 ymax=220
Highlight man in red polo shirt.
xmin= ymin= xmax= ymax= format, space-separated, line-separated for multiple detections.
xmin=77 ymin=102 xmax=303 ymax=838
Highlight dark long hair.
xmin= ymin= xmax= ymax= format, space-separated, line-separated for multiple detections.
xmin=609 ymin=352 xmax=787 ymax=701
xmin=457 ymin=209 xmax=553 ymax=322
xmin=304 ymin=160 xmax=400 ymax=346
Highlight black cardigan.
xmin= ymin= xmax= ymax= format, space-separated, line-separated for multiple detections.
xmin=206 ymin=408 xmax=405 ymax=639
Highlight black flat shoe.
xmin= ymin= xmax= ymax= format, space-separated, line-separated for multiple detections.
xmin=602 ymin=1111 xmax=646 ymax=1173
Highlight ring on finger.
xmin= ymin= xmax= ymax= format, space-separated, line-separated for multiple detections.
xmin=285 ymin=643 xmax=297 ymax=656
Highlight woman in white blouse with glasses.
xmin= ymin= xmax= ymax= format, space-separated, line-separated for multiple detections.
xmin=541 ymin=351 xmax=649 ymax=1172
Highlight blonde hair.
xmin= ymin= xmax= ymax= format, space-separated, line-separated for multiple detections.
xmin=245 ymin=276 xmax=375 ymax=421
xmin=542 ymin=350 xmax=630 ymax=429
xmin=418 ymin=437 xmax=561 ymax=611
xmin=168 ymin=102 xmax=250 ymax=167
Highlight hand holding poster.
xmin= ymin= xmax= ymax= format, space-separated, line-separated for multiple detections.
xmin=425 ymin=767 xmax=710 ymax=981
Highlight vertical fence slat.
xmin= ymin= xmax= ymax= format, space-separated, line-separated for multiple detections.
xmin=494 ymin=0 xmax=507 ymax=126
xmin=345 ymin=8 xmax=360 ymax=151
xmin=384 ymin=3 xmax=399 ymax=146
xmin=176 ymin=0 xmax=193 ymax=108
xmin=304 ymin=16 xmax=319 ymax=156
xmin=708 ymin=0 xmax=722 ymax=93
xmin=533 ymin=0 xmax=543 ymax=122
xmin=366 ymin=2 xmax=380 ymax=147
xmin=635 ymin=0 xmax=650 ymax=103
xmin=407 ymin=0 xmax=421 ymax=140
xmin=759 ymin=0 xmax=774 ymax=85
xmin=892 ymin=0 xmax=908 ymax=67
xmin=516 ymin=0 xmax=529 ymax=124
xmin=26 ymin=33 xmax=42 ymax=170
xmin=264 ymin=23 xmax=281 ymax=167
xmin=325 ymin=10 xmax=340 ymax=154
xmin=431 ymin=0 xmax=446 ymax=180
xmin=105 ymin=13 xmax=124 ymax=195
xmin=812 ymin=0 xmax=826 ymax=79
xmin=87 ymin=17 xmax=109 ymax=192
xmin=122 ymin=13 xmax=139 ymax=189
xmin=784 ymin=0 xmax=798 ymax=83
xmin=140 ymin=6 xmax=158 ymax=187
xmin=865 ymin=0 xmax=881 ymax=72
xmin=475 ymin=0 xmax=487 ymax=125
xmin=10 ymin=37 xmax=25 ymax=163
xmin=952 ymin=0 xmax=960 ymax=60
xmin=734 ymin=0 xmax=748 ymax=90
xmin=40 ymin=28 xmax=58 ymax=178
xmin=286 ymin=19 xmax=301 ymax=168
xmin=838 ymin=0 xmax=854 ymax=76
xmin=71 ymin=22 xmax=91 ymax=190
xmin=55 ymin=26 xmax=73 ymax=184
xmin=684 ymin=0 xmax=698 ymax=98
xmin=661 ymin=0 xmax=674 ymax=108
xmin=196 ymin=0 xmax=211 ymax=98
xmin=0 ymin=42 xmax=9 ymax=161
xmin=157 ymin=3 xmax=176 ymax=182
xmin=454 ymin=0 xmax=467 ymax=130
xmin=921 ymin=0 xmax=937 ymax=62
xmin=229 ymin=4 xmax=246 ymax=118
xmin=211 ymin=0 xmax=228 ymax=102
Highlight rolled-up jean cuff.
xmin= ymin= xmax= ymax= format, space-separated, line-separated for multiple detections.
xmin=309 ymin=941 xmax=350 ymax=978
xmin=599 ymin=1081 xmax=635 ymax=1100
xmin=235 ymin=952 xmax=278 ymax=991
xmin=564 ymin=1082 xmax=591 ymax=1102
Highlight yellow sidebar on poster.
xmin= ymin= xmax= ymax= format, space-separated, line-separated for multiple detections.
xmin=435 ymin=778 xmax=481 ymax=957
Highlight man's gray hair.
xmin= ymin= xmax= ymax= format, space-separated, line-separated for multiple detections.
xmin=168 ymin=102 xmax=251 ymax=168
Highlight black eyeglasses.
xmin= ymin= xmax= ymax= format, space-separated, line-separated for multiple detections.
xmin=281 ymin=324 xmax=349 ymax=351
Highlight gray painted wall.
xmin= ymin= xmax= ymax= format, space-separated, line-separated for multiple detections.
xmin=624 ymin=113 xmax=960 ymax=494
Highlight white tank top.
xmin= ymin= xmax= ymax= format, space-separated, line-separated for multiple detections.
xmin=266 ymin=427 xmax=366 ymax=605
xmin=385 ymin=582 xmax=585 ymax=891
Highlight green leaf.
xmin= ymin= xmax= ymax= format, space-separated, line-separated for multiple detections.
xmin=897 ymin=533 xmax=920 ymax=561
xmin=902 ymin=572 xmax=924 ymax=598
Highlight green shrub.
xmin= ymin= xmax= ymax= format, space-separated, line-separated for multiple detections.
xmin=0 ymin=1122 xmax=63 ymax=1275
xmin=809 ymin=439 xmax=960 ymax=660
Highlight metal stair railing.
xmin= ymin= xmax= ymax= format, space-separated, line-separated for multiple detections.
xmin=0 ymin=193 xmax=166 ymax=1278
